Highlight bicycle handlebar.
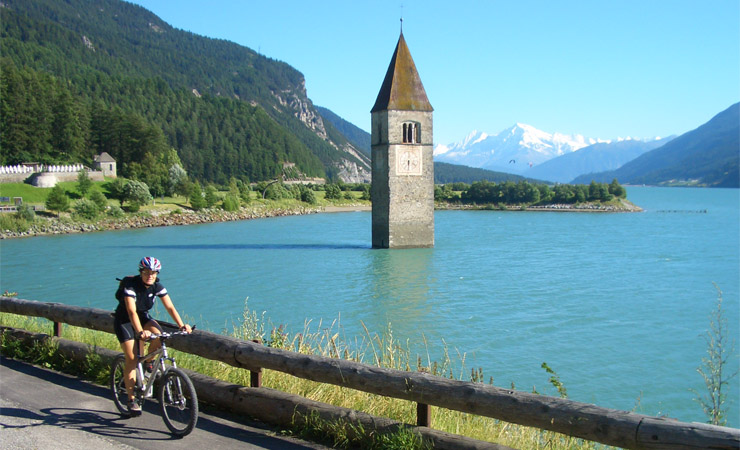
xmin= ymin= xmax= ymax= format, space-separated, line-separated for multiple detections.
xmin=141 ymin=326 xmax=196 ymax=342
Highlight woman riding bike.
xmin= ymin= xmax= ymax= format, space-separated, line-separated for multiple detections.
xmin=113 ymin=257 xmax=192 ymax=414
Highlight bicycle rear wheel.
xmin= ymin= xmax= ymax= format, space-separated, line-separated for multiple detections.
xmin=158 ymin=367 xmax=198 ymax=436
xmin=110 ymin=355 xmax=129 ymax=415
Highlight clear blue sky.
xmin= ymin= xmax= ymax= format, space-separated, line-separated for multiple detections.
xmin=128 ymin=0 xmax=739 ymax=146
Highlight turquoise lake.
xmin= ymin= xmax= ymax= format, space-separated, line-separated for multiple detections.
xmin=1 ymin=186 xmax=738 ymax=427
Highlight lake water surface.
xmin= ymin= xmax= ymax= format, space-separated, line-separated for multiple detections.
xmin=1 ymin=186 xmax=738 ymax=426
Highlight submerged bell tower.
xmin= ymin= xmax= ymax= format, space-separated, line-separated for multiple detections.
xmin=371 ymin=31 xmax=434 ymax=249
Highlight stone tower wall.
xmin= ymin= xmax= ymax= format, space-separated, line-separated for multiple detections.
xmin=372 ymin=109 xmax=434 ymax=248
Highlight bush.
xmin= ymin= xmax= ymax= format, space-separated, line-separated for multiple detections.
xmin=88 ymin=190 xmax=108 ymax=210
xmin=0 ymin=214 xmax=31 ymax=233
xmin=123 ymin=180 xmax=152 ymax=207
xmin=301 ymin=188 xmax=317 ymax=205
xmin=73 ymin=198 xmax=99 ymax=219
xmin=264 ymin=183 xmax=289 ymax=200
xmin=360 ymin=184 xmax=371 ymax=201
xmin=222 ymin=194 xmax=241 ymax=211
xmin=324 ymin=184 xmax=342 ymax=200
xmin=240 ymin=185 xmax=252 ymax=204
xmin=107 ymin=205 xmax=125 ymax=218
xmin=15 ymin=203 xmax=35 ymax=222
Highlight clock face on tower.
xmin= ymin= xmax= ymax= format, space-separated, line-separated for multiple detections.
xmin=397 ymin=148 xmax=422 ymax=175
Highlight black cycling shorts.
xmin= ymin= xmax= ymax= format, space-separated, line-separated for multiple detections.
xmin=114 ymin=312 xmax=163 ymax=343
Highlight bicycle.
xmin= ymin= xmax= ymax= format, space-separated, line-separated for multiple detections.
xmin=110 ymin=330 xmax=199 ymax=437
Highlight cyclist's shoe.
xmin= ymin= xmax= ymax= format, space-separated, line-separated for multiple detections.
xmin=144 ymin=361 xmax=154 ymax=373
xmin=128 ymin=399 xmax=142 ymax=416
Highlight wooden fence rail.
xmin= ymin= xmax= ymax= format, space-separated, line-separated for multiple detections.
xmin=1 ymin=297 xmax=738 ymax=450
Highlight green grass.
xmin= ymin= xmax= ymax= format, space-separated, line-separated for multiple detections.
xmin=0 ymin=182 xmax=52 ymax=204
xmin=0 ymin=308 xmax=609 ymax=449
xmin=0 ymin=181 xmax=112 ymax=205
xmin=0 ymin=181 xmax=369 ymax=210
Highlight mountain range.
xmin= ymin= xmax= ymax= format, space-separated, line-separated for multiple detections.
xmin=526 ymin=137 xmax=672 ymax=184
xmin=433 ymin=103 xmax=738 ymax=187
xmin=434 ymin=125 xmax=601 ymax=175
xmin=572 ymin=102 xmax=739 ymax=187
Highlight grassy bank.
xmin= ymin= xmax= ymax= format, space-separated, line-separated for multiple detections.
xmin=0 ymin=308 xmax=608 ymax=449
xmin=0 ymin=180 xmax=370 ymax=238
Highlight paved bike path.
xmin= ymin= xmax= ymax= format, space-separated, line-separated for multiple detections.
xmin=0 ymin=356 xmax=331 ymax=449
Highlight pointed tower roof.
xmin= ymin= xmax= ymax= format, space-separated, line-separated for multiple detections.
xmin=371 ymin=33 xmax=433 ymax=113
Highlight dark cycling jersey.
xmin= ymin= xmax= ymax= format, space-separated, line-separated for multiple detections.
xmin=113 ymin=275 xmax=168 ymax=323
xmin=113 ymin=275 xmax=168 ymax=343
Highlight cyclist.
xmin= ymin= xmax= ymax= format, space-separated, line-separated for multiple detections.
xmin=113 ymin=257 xmax=192 ymax=414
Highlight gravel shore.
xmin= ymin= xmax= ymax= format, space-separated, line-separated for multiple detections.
xmin=0 ymin=204 xmax=325 ymax=239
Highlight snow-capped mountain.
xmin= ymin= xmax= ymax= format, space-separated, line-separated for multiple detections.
xmin=527 ymin=137 xmax=672 ymax=183
xmin=434 ymin=123 xmax=604 ymax=175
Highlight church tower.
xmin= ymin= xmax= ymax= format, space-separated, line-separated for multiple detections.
xmin=371 ymin=32 xmax=434 ymax=249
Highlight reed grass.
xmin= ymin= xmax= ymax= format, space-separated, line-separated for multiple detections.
xmin=0 ymin=306 xmax=610 ymax=449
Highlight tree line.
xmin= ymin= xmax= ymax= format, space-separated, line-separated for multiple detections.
xmin=436 ymin=179 xmax=627 ymax=205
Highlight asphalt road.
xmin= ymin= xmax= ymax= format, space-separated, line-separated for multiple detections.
xmin=0 ymin=356 xmax=331 ymax=449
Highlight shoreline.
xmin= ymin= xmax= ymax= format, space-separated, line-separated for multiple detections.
xmin=0 ymin=200 xmax=640 ymax=240
xmin=0 ymin=204 xmax=325 ymax=239
xmin=435 ymin=198 xmax=643 ymax=213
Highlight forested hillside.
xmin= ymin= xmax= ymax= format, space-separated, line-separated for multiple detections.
xmin=433 ymin=162 xmax=536 ymax=184
xmin=0 ymin=0 xmax=370 ymax=185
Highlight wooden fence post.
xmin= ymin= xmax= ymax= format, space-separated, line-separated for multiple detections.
xmin=417 ymin=367 xmax=431 ymax=427
xmin=250 ymin=339 xmax=262 ymax=387
xmin=417 ymin=402 xmax=431 ymax=427
xmin=53 ymin=321 xmax=62 ymax=337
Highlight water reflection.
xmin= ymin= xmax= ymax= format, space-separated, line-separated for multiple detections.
xmin=115 ymin=243 xmax=371 ymax=251
xmin=364 ymin=248 xmax=435 ymax=338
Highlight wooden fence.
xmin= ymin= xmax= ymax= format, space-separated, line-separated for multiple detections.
xmin=1 ymin=297 xmax=738 ymax=450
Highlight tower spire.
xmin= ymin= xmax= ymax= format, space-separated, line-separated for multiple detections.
xmin=371 ymin=33 xmax=432 ymax=113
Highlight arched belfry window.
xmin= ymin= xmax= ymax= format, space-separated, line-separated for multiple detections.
xmin=402 ymin=122 xmax=421 ymax=144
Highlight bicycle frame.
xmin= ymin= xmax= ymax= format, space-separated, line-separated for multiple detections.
xmin=135 ymin=341 xmax=175 ymax=397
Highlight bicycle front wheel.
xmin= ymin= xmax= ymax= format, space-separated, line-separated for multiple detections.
xmin=110 ymin=355 xmax=129 ymax=415
xmin=158 ymin=367 xmax=198 ymax=436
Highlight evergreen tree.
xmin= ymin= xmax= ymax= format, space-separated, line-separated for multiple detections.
xmin=107 ymin=177 xmax=128 ymax=206
xmin=204 ymin=184 xmax=219 ymax=208
xmin=77 ymin=169 xmax=93 ymax=196
xmin=609 ymin=179 xmax=626 ymax=198
xmin=189 ymin=182 xmax=206 ymax=211
xmin=45 ymin=185 xmax=70 ymax=216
